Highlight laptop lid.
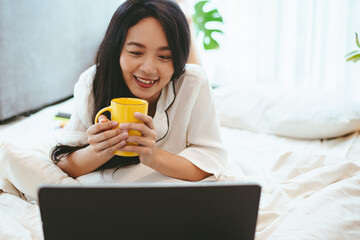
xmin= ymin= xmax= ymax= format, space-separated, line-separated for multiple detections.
xmin=38 ymin=182 xmax=261 ymax=240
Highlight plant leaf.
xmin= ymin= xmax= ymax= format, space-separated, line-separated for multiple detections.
xmin=352 ymin=56 xmax=360 ymax=62
xmin=192 ymin=0 xmax=224 ymax=50
xmin=202 ymin=29 xmax=224 ymax=49
xmin=356 ymin=32 xmax=360 ymax=48
xmin=202 ymin=9 xmax=223 ymax=24
xmin=345 ymin=50 xmax=359 ymax=57
xmin=346 ymin=53 xmax=360 ymax=62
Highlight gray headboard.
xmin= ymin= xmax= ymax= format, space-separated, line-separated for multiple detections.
xmin=0 ymin=0 xmax=122 ymax=121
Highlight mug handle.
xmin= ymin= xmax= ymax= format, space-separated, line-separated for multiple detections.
xmin=94 ymin=107 xmax=112 ymax=123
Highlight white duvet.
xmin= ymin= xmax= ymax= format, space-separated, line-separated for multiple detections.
xmin=1 ymin=98 xmax=360 ymax=240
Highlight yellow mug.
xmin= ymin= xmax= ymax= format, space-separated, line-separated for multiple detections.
xmin=94 ymin=98 xmax=148 ymax=157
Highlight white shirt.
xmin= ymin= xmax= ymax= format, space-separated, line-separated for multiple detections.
xmin=58 ymin=64 xmax=227 ymax=179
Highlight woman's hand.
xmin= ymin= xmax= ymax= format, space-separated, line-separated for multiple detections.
xmin=86 ymin=115 xmax=129 ymax=161
xmin=117 ymin=112 xmax=210 ymax=181
xmin=118 ymin=112 xmax=158 ymax=166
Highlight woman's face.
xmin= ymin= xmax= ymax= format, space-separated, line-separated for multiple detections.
xmin=120 ymin=17 xmax=174 ymax=105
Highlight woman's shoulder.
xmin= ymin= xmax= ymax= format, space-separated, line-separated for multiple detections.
xmin=72 ymin=65 xmax=96 ymax=128
xmin=177 ymin=64 xmax=209 ymax=88
xmin=73 ymin=65 xmax=96 ymax=106
xmin=178 ymin=64 xmax=209 ymax=88
xmin=183 ymin=64 xmax=207 ymax=80
xmin=77 ymin=65 xmax=97 ymax=88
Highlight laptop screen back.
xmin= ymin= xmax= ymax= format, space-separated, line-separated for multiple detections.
xmin=38 ymin=182 xmax=261 ymax=240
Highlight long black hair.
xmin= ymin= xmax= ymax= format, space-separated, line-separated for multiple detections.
xmin=51 ymin=0 xmax=190 ymax=171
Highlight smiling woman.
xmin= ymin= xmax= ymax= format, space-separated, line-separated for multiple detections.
xmin=51 ymin=0 xmax=227 ymax=182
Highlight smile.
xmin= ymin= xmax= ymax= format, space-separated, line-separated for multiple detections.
xmin=134 ymin=75 xmax=159 ymax=87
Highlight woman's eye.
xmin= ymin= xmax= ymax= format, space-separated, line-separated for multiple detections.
xmin=159 ymin=56 xmax=172 ymax=60
xmin=129 ymin=51 xmax=142 ymax=56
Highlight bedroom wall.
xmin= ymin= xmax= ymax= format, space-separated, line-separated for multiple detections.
xmin=0 ymin=0 xmax=123 ymax=121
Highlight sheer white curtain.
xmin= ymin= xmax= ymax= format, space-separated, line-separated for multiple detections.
xmin=191 ymin=0 xmax=360 ymax=99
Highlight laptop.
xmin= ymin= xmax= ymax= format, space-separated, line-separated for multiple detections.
xmin=38 ymin=182 xmax=261 ymax=240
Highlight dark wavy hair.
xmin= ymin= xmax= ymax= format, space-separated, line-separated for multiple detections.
xmin=51 ymin=0 xmax=190 ymax=171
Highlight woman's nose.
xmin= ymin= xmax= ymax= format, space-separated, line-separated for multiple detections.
xmin=139 ymin=56 xmax=156 ymax=74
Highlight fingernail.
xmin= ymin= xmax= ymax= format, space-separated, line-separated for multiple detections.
xmin=111 ymin=121 xmax=118 ymax=127
xmin=119 ymin=123 xmax=127 ymax=128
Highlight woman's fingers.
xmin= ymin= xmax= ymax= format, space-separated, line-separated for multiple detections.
xmin=92 ymin=131 xmax=129 ymax=152
xmin=98 ymin=115 xmax=110 ymax=123
xmin=134 ymin=112 xmax=155 ymax=129
xmin=119 ymin=122 xmax=156 ymax=139
xmin=120 ymin=144 xmax=153 ymax=156
xmin=126 ymin=135 xmax=155 ymax=148
xmin=87 ymin=120 xmax=119 ymax=135
xmin=89 ymin=128 xmax=121 ymax=143
xmin=98 ymin=139 xmax=128 ymax=157
xmin=86 ymin=114 xmax=130 ymax=159
xmin=95 ymin=140 xmax=127 ymax=159
xmin=87 ymin=129 xmax=129 ymax=159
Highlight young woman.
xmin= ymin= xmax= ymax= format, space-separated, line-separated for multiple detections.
xmin=51 ymin=0 xmax=227 ymax=181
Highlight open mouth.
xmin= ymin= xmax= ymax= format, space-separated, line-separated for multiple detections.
xmin=134 ymin=75 xmax=159 ymax=88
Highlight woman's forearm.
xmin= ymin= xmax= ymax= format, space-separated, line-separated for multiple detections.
xmin=150 ymin=148 xmax=211 ymax=181
xmin=56 ymin=146 xmax=109 ymax=178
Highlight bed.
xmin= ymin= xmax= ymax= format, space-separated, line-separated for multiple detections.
xmin=1 ymin=85 xmax=359 ymax=240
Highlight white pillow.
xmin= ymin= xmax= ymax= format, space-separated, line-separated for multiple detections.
xmin=214 ymin=86 xmax=360 ymax=139
xmin=0 ymin=141 xmax=79 ymax=201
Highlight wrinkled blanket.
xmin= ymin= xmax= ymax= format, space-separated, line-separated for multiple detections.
xmin=1 ymin=149 xmax=359 ymax=240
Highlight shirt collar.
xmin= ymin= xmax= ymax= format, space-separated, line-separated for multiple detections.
xmin=153 ymin=80 xmax=175 ymax=142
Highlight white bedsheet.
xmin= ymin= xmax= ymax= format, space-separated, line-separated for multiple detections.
xmin=220 ymin=127 xmax=360 ymax=239
xmin=0 ymin=192 xmax=42 ymax=240
xmin=1 ymin=98 xmax=360 ymax=239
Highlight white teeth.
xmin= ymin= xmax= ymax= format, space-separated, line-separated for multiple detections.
xmin=135 ymin=76 xmax=157 ymax=84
